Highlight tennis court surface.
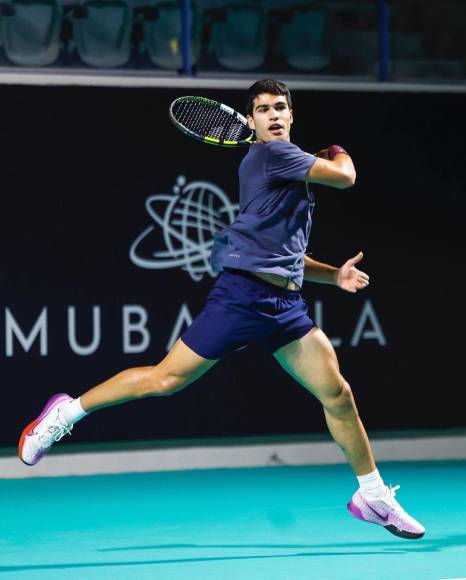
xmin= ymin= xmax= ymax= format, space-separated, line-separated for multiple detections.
xmin=2 ymin=461 xmax=465 ymax=580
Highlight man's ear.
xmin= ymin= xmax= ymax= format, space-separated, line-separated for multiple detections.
xmin=247 ymin=115 xmax=255 ymax=131
xmin=289 ymin=109 xmax=293 ymax=125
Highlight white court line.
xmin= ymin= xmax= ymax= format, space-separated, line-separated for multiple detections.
xmin=2 ymin=434 xmax=466 ymax=479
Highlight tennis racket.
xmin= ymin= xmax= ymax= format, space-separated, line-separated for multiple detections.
xmin=169 ymin=96 xmax=255 ymax=147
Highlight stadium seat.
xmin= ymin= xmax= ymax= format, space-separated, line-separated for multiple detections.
xmin=279 ymin=7 xmax=330 ymax=72
xmin=72 ymin=0 xmax=133 ymax=68
xmin=209 ymin=2 xmax=266 ymax=71
xmin=139 ymin=1 xmax=202 ymax=70
xmin=0 ymin=0 xmax=62 ymax=66
xmin=391 ymin=32 xmax=422 ymax=60
xmin=332 ymin=29 xmax=378 ymax=75
xmin=324 ymin=1 xmax=379 ymax=76
xmin=390 ymin=1 xmax=465 ymax=80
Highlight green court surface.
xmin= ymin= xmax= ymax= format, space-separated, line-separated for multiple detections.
xmin=1 ymin=461 xmax=465 ymax=580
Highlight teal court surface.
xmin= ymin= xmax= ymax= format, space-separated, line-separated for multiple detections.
xmin=1 ymin=461 xmax=466 ymax=580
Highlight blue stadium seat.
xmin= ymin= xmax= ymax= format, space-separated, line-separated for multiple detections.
xmin=391 ymin=32 xmax=423 ymax=60
xmin=0 ymin=0 xmax=62 ymax=66
xmin=389 ymin=1 xmax=465 ymax=80
xmin=327 ymin=1 xmax=378 ymax=76
xmin=209 ymin=2 xmax=266 ymax=71
xmin=139 ymin=1 xmax=202 ymax=70
xmin=279 ymin=7 xmax=330 ymax=72
xmin=71 ymin=0 xmax=133 ymax=68
xmin=332 ymin=29 xmax=378 ymax=75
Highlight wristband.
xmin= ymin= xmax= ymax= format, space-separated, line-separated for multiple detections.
xmin=328 ymin=144 xmax=349 ymax=160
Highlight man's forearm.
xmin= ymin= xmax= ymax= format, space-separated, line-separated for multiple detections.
xmin=303 ymin=255 xmax=338 ymax=285
xmin=309 ymin=145 xmax=356 ymax=189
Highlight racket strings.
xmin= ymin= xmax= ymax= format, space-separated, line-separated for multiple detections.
xmin=173 ymin=98 xmax=249 ymax=143
xmin=193 ymin=104 xmax=229 ymax=139
xmin=175 ymin=100 xmax=219 ymax=136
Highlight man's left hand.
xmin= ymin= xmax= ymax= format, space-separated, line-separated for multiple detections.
xmin=336 ymin=251 xmax=370 ymax=293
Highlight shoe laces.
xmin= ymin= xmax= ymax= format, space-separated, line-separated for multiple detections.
xmin=383 ymin=484 xmax=403 ymax=511
xmin=38 ymin=412 xmax=73 ymax=446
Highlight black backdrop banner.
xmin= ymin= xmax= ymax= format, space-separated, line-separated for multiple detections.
xmin=0 ymin=85 xmax=464 ymax=447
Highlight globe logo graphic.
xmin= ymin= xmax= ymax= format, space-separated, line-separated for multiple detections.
xmin=129 ymin=176 xmax=239 ymax=282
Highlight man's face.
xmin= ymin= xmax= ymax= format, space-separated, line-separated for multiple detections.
xmin=247 ymin=93 xmax=293 ymax=143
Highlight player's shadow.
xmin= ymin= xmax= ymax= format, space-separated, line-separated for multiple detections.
xmin=96 ymin=532 xmax=466 ymax=555
xmin=1 ymin=534 xmax=465 ymax=573
xmin=97 ymin=542 xmax=400 ymax=552
xmin=0 ymin=550 xmax=400 ymax=574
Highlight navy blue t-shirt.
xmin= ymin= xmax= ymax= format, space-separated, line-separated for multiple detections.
xmin=211 ymin=140 xmax=317 ymax=288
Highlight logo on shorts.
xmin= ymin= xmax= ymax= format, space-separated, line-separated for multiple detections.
xmin=129 ymin=176 xmax=239 ymax=282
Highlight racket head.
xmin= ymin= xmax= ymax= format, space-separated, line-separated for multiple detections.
xmin=169 ymin=96 xmax=255 ymax=147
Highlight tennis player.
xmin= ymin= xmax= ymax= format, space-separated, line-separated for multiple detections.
xmin=19 ymin=79 xmax=424 ymax=539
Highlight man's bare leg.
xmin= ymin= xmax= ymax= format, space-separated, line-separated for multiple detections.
xmin=19 ymin=339 xmax=216 ymax=465
xmin=274 ymin=327 xmax=375 ymax=476
xmin=81 ymin=339 xmax=217 ymax=412
xmin=274 ymin=327 xmax=425 ymax=539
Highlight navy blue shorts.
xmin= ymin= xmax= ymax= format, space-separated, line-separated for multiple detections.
xmin=181 ymin=269 xmax=314 ymax=360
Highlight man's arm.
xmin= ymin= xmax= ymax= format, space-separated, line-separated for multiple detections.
xmin=306 ymin=145 xmax=356 ymax=189
xmin=304 ymin=255 xmax=338 ymax=285
xmin=304 ymin=252 xmax=370 ymax=293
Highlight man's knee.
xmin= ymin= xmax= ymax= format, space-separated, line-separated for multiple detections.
xmin=138 ymin=366 xmax=189 ymax=397
xmin=323 ymin=379 xmax=356 ymax=418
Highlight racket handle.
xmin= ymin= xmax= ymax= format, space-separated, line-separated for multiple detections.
xmin=328 ymin=144 xmax=349 ymax=160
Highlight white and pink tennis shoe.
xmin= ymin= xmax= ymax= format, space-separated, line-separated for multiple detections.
xmin=19 ymin=393 xmax=73 ymax=466
xmin=348 ymin=485 xmax=425 ymax=539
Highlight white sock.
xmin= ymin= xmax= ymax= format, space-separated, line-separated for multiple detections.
xmin=357 ymin=468 xmax=387 ymax=500
xmin=60 ymin=397 xmax=88 ymax=425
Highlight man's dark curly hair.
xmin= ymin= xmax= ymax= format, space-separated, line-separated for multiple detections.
xmin=246 ymin=79 xmax=292 ymax=117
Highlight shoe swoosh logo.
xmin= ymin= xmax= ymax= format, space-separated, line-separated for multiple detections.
xmin=26 ymin=424 xmax=40 ymax=436
xmin=367 ymin=504 xmax=390 ymax=522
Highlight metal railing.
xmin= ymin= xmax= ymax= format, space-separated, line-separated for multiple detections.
xmin=378 ymin=0 xmax=389 ymax=81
